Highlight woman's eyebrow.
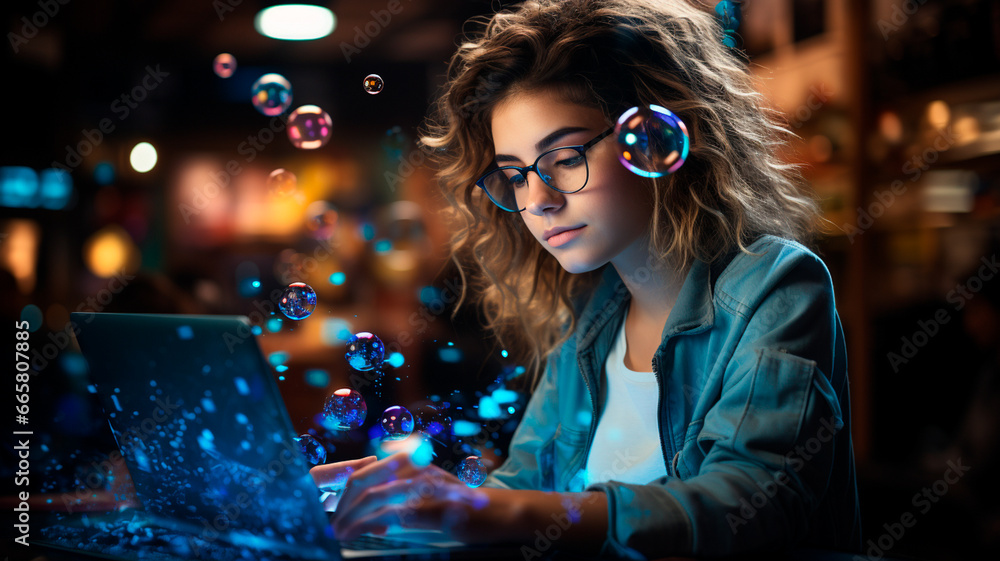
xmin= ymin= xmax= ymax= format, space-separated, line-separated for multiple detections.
xmin=494 ymin=126 xmax=591 ymax=163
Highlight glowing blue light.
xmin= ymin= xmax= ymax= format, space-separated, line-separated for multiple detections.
xmin=492 ymin=389 xmax=519 ymax=404
xmin=508 ymin=406 xmax=516 ymax=415
xmin=624 ymin=132 xmax=637 ymax=145
xmin=266 ymin=317 xmax=283 ymax=332
xmin=176 ymin=325 xmax=194 ymax=340
xmin=438 ymin=347 xmax=462 ymax=363
xmin=39 ymin=168 xmax=73 ymax=210
xmin=374 ymin=239 xmax=392 ymax=253
xmin=452 ymin=420 xmax=480 ymax=437
xmin=360 ymin=222 xmax=375 ymax=240
xmin=477 ymin=396 xmax=502 ymax=419
xmin=19 ymin=305 xmax=43 ymax=332
xmin=251 ymin=280 xmax=261 ymax=288
xmin=305 ymin=369 xmax=330 ymax=388
xmin=251 ymin=325 xmax=263 ymax=336
xmin=60 ymin=352 xmax=89 ymax=376
xmin=0 ymin=166 xmax=39 ymax=208
xmin=275 ymin=365 xmax=288 ymax=373
xmin=387 ymin=352 xmax=405 ymax=368
xmin=500 ymin=349 xmax=508 ymax=358
xmin=94 ymin=161 xmax=115 ymax=185
xmin=329 ymin=271 xmax=346 ymax=285
xmin=268 ymin=351 xmax=289 ymax=366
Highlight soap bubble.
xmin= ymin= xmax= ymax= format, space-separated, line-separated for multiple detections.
xmin=267 ymin=168 xmax=298 ymax=198
xmin=456 ymin=456 xmax=487 ymax=487
xmin=213 ymin=53 xmax=237 ymax=78
xmin=251 ymin=73 xmax=293 ymax=116
xmin=305 ymin=200 xmax=339 ymax=240
xmin=296 ymin=434 xmax=327 ymax=465
xmin=279 ymin=282 xmax=317 ymax=320
xmin=322 ymin=388 xmax=367 ymax=430
xmin=379 ymin=406 xmax=414 ymax=440
xmin=614 ymin=104 xmax=689 ymax=178
xmin=345 ymin=332 xmax=385 ymax=372
xmin=363 ymin=74 xmax=383 ymax=95
xmin=287 ymin=105 xmax=333 ymax=150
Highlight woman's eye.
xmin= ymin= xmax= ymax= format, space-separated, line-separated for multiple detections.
xmin=510 ymin=174 xmax=527 ymax=187
xmin=556 ymin=155 xmax=584 ymax=167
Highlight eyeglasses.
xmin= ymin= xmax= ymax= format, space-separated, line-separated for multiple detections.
xmin=476 ymin=127 xmax=614 ymax=212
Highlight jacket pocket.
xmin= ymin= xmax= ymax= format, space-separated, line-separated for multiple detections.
xmin=552 ymin=424 xmax=588 ymax=490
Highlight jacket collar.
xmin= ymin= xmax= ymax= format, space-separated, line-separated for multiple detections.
xmin=576 ymin=254 xmax=732 ymax=352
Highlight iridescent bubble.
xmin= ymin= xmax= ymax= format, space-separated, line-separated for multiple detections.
xmin=287 ymin=105 xmax=333 ymax=150
xmin=251 ymin=73 xmax=293 ymax=116
xmin=363 ymin=74 xmax=383 ymax=95
xmin=213 ymin=53 xmax=237 ymax=78
xmin=305 ymin=200 xmax=339 ymax=240
xmin=267 ymin=168 xmax=298 ymax=198
xmin=322 ymin=388 xmax=367 ymax=430
xmin=296 ymin=434 xmax=327 ymax=465
xmin=279 ymin=282 xmax=317 ymax=320
xmin=345 ymin=332 xmax=385 ymax=372
xmin=615 ymin=105 xmax=689 ymax=178
xmin=380 ymin=406 xmax=414 ymax=440
xmin=381 ymin=126 xmax=407 ymax=160
xmin=456 ymin=456 xmax=487 ymax=488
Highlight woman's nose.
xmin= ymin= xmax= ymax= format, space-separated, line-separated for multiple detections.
xmin=523 ymin=170 xmax=564 ymax=215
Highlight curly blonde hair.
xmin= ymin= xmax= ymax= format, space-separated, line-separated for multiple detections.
xmin=420 ymin=0 xmax=828 ymax=389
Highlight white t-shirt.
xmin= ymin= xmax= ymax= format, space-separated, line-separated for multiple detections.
xmin=583 ymin=304 xmax=669 ymax=487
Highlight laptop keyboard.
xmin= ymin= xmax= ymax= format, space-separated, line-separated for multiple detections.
xmin=340 ymin=533 xmax=441 ymax=550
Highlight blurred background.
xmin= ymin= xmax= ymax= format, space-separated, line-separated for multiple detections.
xmin=2 ymin=0 xmax=999 ymax=558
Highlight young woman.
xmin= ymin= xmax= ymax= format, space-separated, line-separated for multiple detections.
xmin=312 ymin=0 xmax=862 ymax=557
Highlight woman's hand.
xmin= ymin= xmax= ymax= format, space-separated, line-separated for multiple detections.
xmin=309 ymin=456 xmax=379 ymax=512
xmin=328 ymin=451 xmax=521 ymax=543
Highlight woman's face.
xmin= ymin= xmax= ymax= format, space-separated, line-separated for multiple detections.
xmin=490 ymin=88 xmax=653 ymax=274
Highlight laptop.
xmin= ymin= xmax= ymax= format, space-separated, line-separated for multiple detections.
xmin=64 ymin=312 xmax=525 ymax=561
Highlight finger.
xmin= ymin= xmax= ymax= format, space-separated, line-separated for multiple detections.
xmin=332 ymin=477 xmax=426 ymax=533
xmin=336 ymin=504 xmax=438 ymax=542
xmin=335 ymin=453 xmax=421 ymax=514
xmin=310 ymin=456 xmax=377 ymax=489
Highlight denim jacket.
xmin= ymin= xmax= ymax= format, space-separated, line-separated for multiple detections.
xmin=482 ymin=235 xmax=862 ymax=559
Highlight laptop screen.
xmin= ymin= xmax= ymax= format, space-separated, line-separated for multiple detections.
xmin=71 ymin=312 xmax=337 ymax=560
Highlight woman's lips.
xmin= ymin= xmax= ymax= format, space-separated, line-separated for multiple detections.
xmin=546 ymin=225 xmax=586 ymax=247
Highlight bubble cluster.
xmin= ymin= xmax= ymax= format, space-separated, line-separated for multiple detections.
xmin=322 ymin=388 xmax=367 ymax=430
xmin=278 ymin=282 xmax=317 ymax=320
xmin=456 ymin=456 xmax=487 ymax=488
xmin=379 ymin=406 xmax=414 ymax=440
xmin=345 ymin=332 xmax=385 ymax=372
xmin=715 ymin=1 xmax=742 ymax=48
xmin=251 ymin=73 xmax=293 ymax=116
xmin=287 ymin=105 xmax=333 ymax=150
xmin=296 ymin=434 xmax=327 ymax=465
xmin=213 ymin=53 xmax=237 ymax=78
xmin=267 ymin=168 xmax=298 ymax=198
xmin=615 ymin=105 xmax=689 ymax=178
xmin=363 ymin=74 xmax=383 ymax=95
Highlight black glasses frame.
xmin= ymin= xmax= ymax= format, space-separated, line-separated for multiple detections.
xmin=476 ymin=126 xmax=615 ymax=212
